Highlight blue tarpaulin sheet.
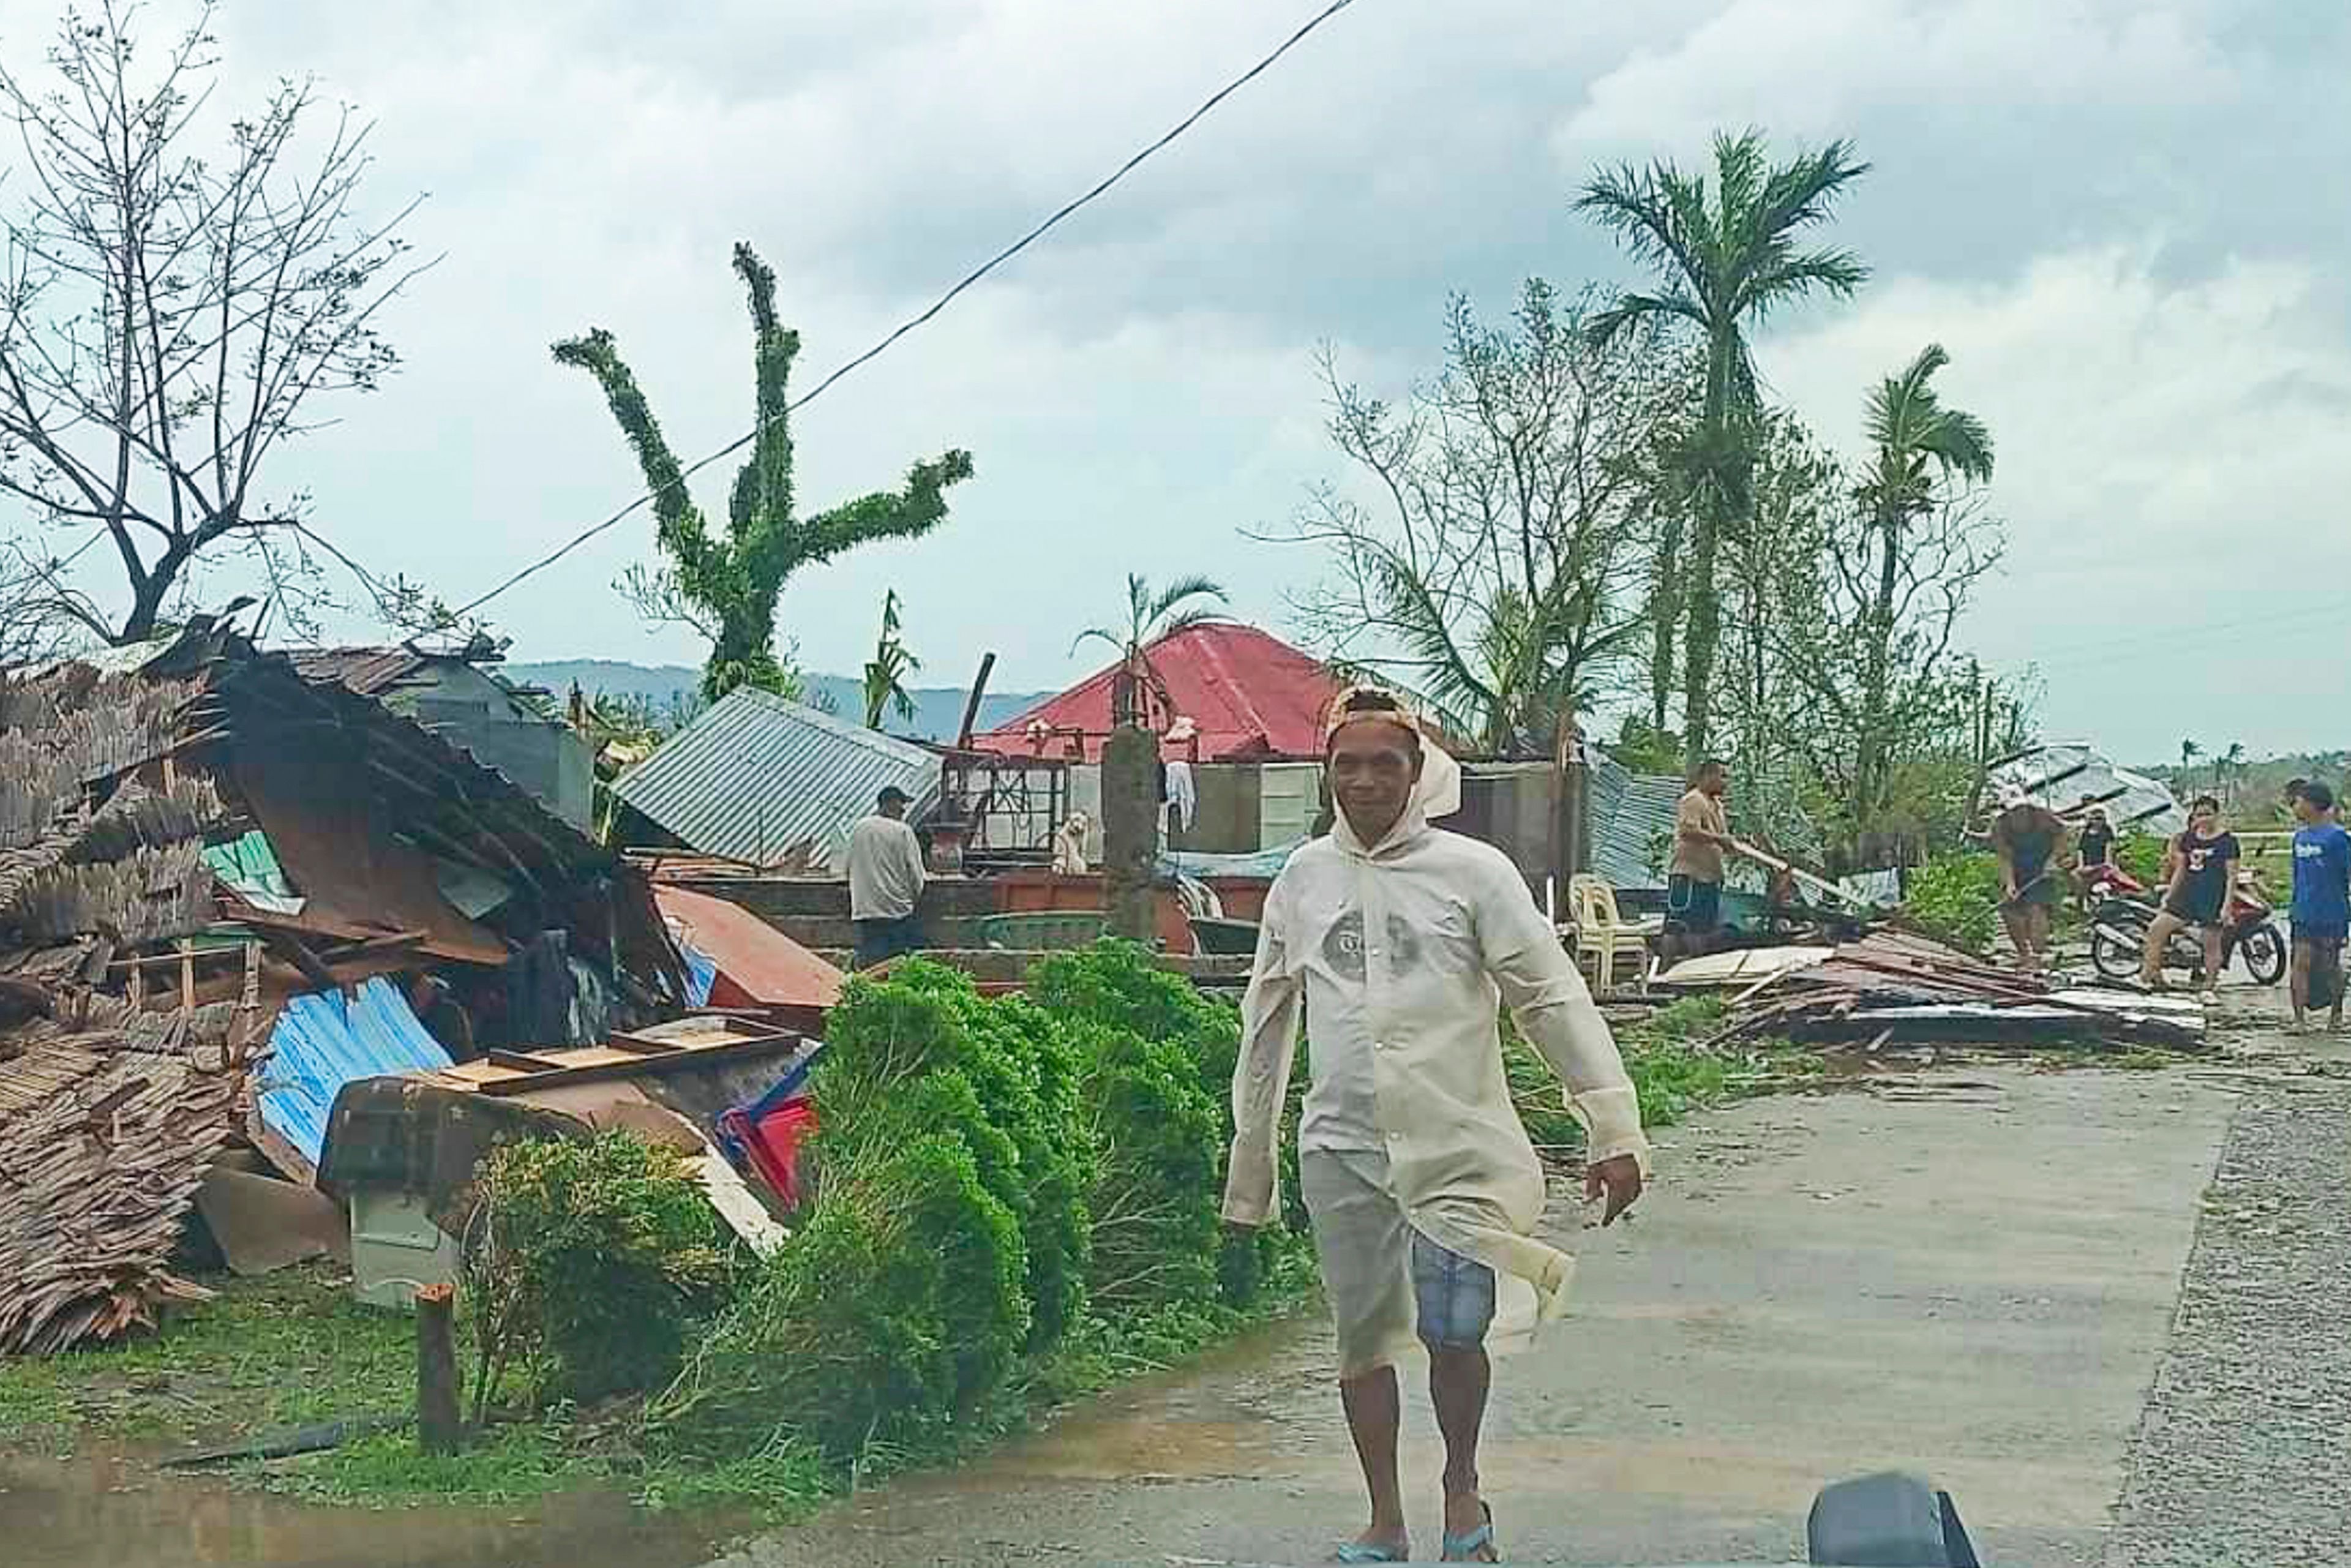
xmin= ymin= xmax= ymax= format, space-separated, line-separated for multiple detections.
xmin=258 ymin=977 xmax=455 ymax=1167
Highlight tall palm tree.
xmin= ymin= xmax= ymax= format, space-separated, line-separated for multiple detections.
xmin=1851 ymin=343 xmax=1995 ymax=819
xmin=861 ymin=591 xmax=922 ymax=730
xmin=1073 ymin=574 xmax=1229 ymax=727
xmin=2180 ymin=738 xmax=2202 ymax=782
xmin=2220 ymin=740 xmax=2246 ymax=798
xmin=1578 ymin=130 xmax=1870 ymax=768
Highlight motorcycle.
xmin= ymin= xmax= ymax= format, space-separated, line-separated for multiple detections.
xmin=2086 ymin=861 xmax=2286 ymax=986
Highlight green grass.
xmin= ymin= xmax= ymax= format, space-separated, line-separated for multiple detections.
xmin=0 ymin=1250 xmax=1322 ymax=1521
xmin=0 ymin=1266 xmax=617 ymax=1509
xmin=0 ymin=1267 xmax=413 ymax=1447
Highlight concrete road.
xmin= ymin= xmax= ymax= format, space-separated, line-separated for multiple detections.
xmin=721 ymin=1060 xmax=2232 ymax=1567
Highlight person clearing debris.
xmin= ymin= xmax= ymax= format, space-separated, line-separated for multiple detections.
xmin=1665 ymin=757 xmax=1734 ymax=962
xmin=1222 ymin=686 xmax=1649 ymax=1564
xmin=1988 ymin=784 xmax=2068 ymax=975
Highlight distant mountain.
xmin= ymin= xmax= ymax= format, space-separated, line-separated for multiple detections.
xmin=506 ymin=658 xmax=1053 ymax=745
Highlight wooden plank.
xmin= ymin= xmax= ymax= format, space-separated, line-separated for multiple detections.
xmin=484 ymin=1048 xmax=566 ymax=1074
xmin=606 ymin=1032 xmax=684 ymax=1055
xmin=467 ymin=1033 xmax=797 ymax=1098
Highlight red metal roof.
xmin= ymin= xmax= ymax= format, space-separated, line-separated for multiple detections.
xmin=971 ymin=623 xmax=1343 ymax=763
xmin=654 ymin=886 xmax=844 ymax=1015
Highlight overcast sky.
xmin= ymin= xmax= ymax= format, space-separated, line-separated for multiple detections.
xmin=15 ymin=0 xmax=2349 ymax=763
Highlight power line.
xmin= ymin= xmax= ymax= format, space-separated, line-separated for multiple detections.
xmin=454 ymin=0 xmax=1364 ymax=621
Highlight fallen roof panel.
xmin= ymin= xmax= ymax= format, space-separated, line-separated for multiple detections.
xmin=257 ymin=977 xmax=455 ymax=1172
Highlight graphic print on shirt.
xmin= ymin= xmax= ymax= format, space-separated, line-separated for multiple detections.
xmin=1319 ymin=908 xmax=1423 ymax=981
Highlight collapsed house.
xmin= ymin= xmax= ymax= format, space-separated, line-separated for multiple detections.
xmin=0 ymin=627 xmax=690 ymax=1354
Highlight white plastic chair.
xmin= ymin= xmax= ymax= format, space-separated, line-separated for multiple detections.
xmin=1567 ymin=874 xmax=1659 ymax=991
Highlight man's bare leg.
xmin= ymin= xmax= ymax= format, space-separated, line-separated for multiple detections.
xmin=2001 ymin=905 xmax=2035 ymax=972
xmin=2290 ymin=939 xmax=2312 ymax=1029
xmin=1429 ymin=1346 xmax=1496 ymax=1561
xmin=1338 ymin=1365 xmax=1408 ymax=1557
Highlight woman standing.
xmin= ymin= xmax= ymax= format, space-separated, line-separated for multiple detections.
xmin=2141 ymin=794 xmax=2238 ymax=992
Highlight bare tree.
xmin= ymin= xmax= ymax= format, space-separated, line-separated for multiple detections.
xmin=0 ymin=1 xmax=427 ymax=646
xmin=1270 ymin=281 xmax=1692 ymax=755
xmin=1769 ymin=457 xmax=2003 ymax=860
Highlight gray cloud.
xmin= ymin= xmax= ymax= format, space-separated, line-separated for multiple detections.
xmin=7 ymin=0 xmax=2341 ymax=762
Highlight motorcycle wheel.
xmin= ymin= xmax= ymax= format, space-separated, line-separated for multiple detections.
xmin=2091 ymin=929 xmax=2142 ymax=980
xmin=2241 ymin=922 xmax=2287 ymax=986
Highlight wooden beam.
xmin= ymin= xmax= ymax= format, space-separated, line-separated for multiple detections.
xmin=956 ymin=651 xmax=998 ymax=751
xmin=484 ymin=1048 xmax=566 ymax=1074
xmin=604 ymin=1030 xmax=684 ymax=1055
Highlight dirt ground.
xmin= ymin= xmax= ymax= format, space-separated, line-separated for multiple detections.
xmin=719 ymin=1049 xmax=2240 ymax=1567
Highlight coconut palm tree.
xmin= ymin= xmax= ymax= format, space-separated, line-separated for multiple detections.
xmin=1578 ymin=130 xmax=1871 ymax=768
xmin=861 ymin=591 xmax=922 ymax=730
xmin=1074 ymin=574 xmax=1229 ymax=727
xmin=1850 ymin=343 xmax=1995 ymax=819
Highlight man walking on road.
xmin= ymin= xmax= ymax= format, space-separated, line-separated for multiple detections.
xmin=846 ymin=784 xmax=927 ymax=969
xmin=1223 ymin=688 xmax=1649 ymax=1564
xmin=1665 ymin=759 xmax=1734 ymax=962
xmin=2289 ymin=781 xmax=2349 ymax=1033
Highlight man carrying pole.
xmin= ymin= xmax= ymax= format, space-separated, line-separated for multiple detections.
xmin=1223 ymin=687 xmax=1649 ymax=1564
xmin=1665 ymin=758 xmax=1734 ymax=962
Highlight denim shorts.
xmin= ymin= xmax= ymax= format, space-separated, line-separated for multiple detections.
xmin=1300 ymin=1149 xmax=1498 ymax=1373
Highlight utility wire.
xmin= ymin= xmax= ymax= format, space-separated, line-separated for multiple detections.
xmin=453 ymin=0 xmax=1363 ymax=621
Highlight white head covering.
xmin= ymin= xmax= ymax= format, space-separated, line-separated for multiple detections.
xmin=1322 ymin=685 xmax=1461 ymax=823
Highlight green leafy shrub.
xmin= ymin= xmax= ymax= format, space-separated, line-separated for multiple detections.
xmin=1902 ymin=852 xmax=2003 ymax=955
xmin=2117 ymin=830 xmax=2167 ymax=888
xmin=1030 ymin=940 xmax=1243 ymax=1105
xmin=1073 ymin=1019 xmax=1225 ymax=1313
xmin=819 ymin=961 xmax=1089 ymax=1349
xmin=1030 ymin=941 xmax=1280 ymax=1308
xmin=650 ymin=1130 xmax=1023 ymax=1460
xmin=463 ymin=1132 xmax=733 ymax=1413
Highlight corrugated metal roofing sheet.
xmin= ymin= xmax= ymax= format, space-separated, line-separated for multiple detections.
xmin=1586 ymin=752 xmax=1683 ymax=892
xmin=615 ymin=688 xmax=942 ymax=871
xmin=654 ymin=885 xmax=843 ymax=1013
xmin=1990 ymin=741 xmax=2186 ymax=836
xmin=285 ymin=647 xmax=427 ymax=697
xmin=257 ymin=977 xmax=454 ymax=1168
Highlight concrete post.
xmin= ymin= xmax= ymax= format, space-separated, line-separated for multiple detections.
xmin=1101 ymin=722 xmax=1159 ymax=943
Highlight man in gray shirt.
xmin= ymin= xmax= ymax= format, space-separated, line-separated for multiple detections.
xmin=847 ymin=785 xmax=928 ymax=969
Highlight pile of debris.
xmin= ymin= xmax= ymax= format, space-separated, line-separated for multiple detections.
xmin=1659 ymin=930 xmax=2208 ymax=1051
xmin=0 ymin=626 xmax=737 ymax=1356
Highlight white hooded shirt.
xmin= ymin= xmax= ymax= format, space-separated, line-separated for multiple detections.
xmin=1221 ymin=786 xmax=1651 ymax=1347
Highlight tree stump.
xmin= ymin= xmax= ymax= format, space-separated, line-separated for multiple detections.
xmin=416 ymin=1283 xmax=463 ymax=1455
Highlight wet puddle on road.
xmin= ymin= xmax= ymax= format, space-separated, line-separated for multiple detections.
xmin=1 ymin=1452 xmax=735 ymax=1568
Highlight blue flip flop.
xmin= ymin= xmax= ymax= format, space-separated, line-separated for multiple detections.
xmin=1442 ymin=1501 xmax=1498 ymax=1562
xmin=1335 ymin=1539 xmax=1411 ymax=1564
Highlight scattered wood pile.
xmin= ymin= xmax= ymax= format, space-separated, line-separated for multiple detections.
xmin=1661 ymin=930 xmax=2208 ymax=1051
